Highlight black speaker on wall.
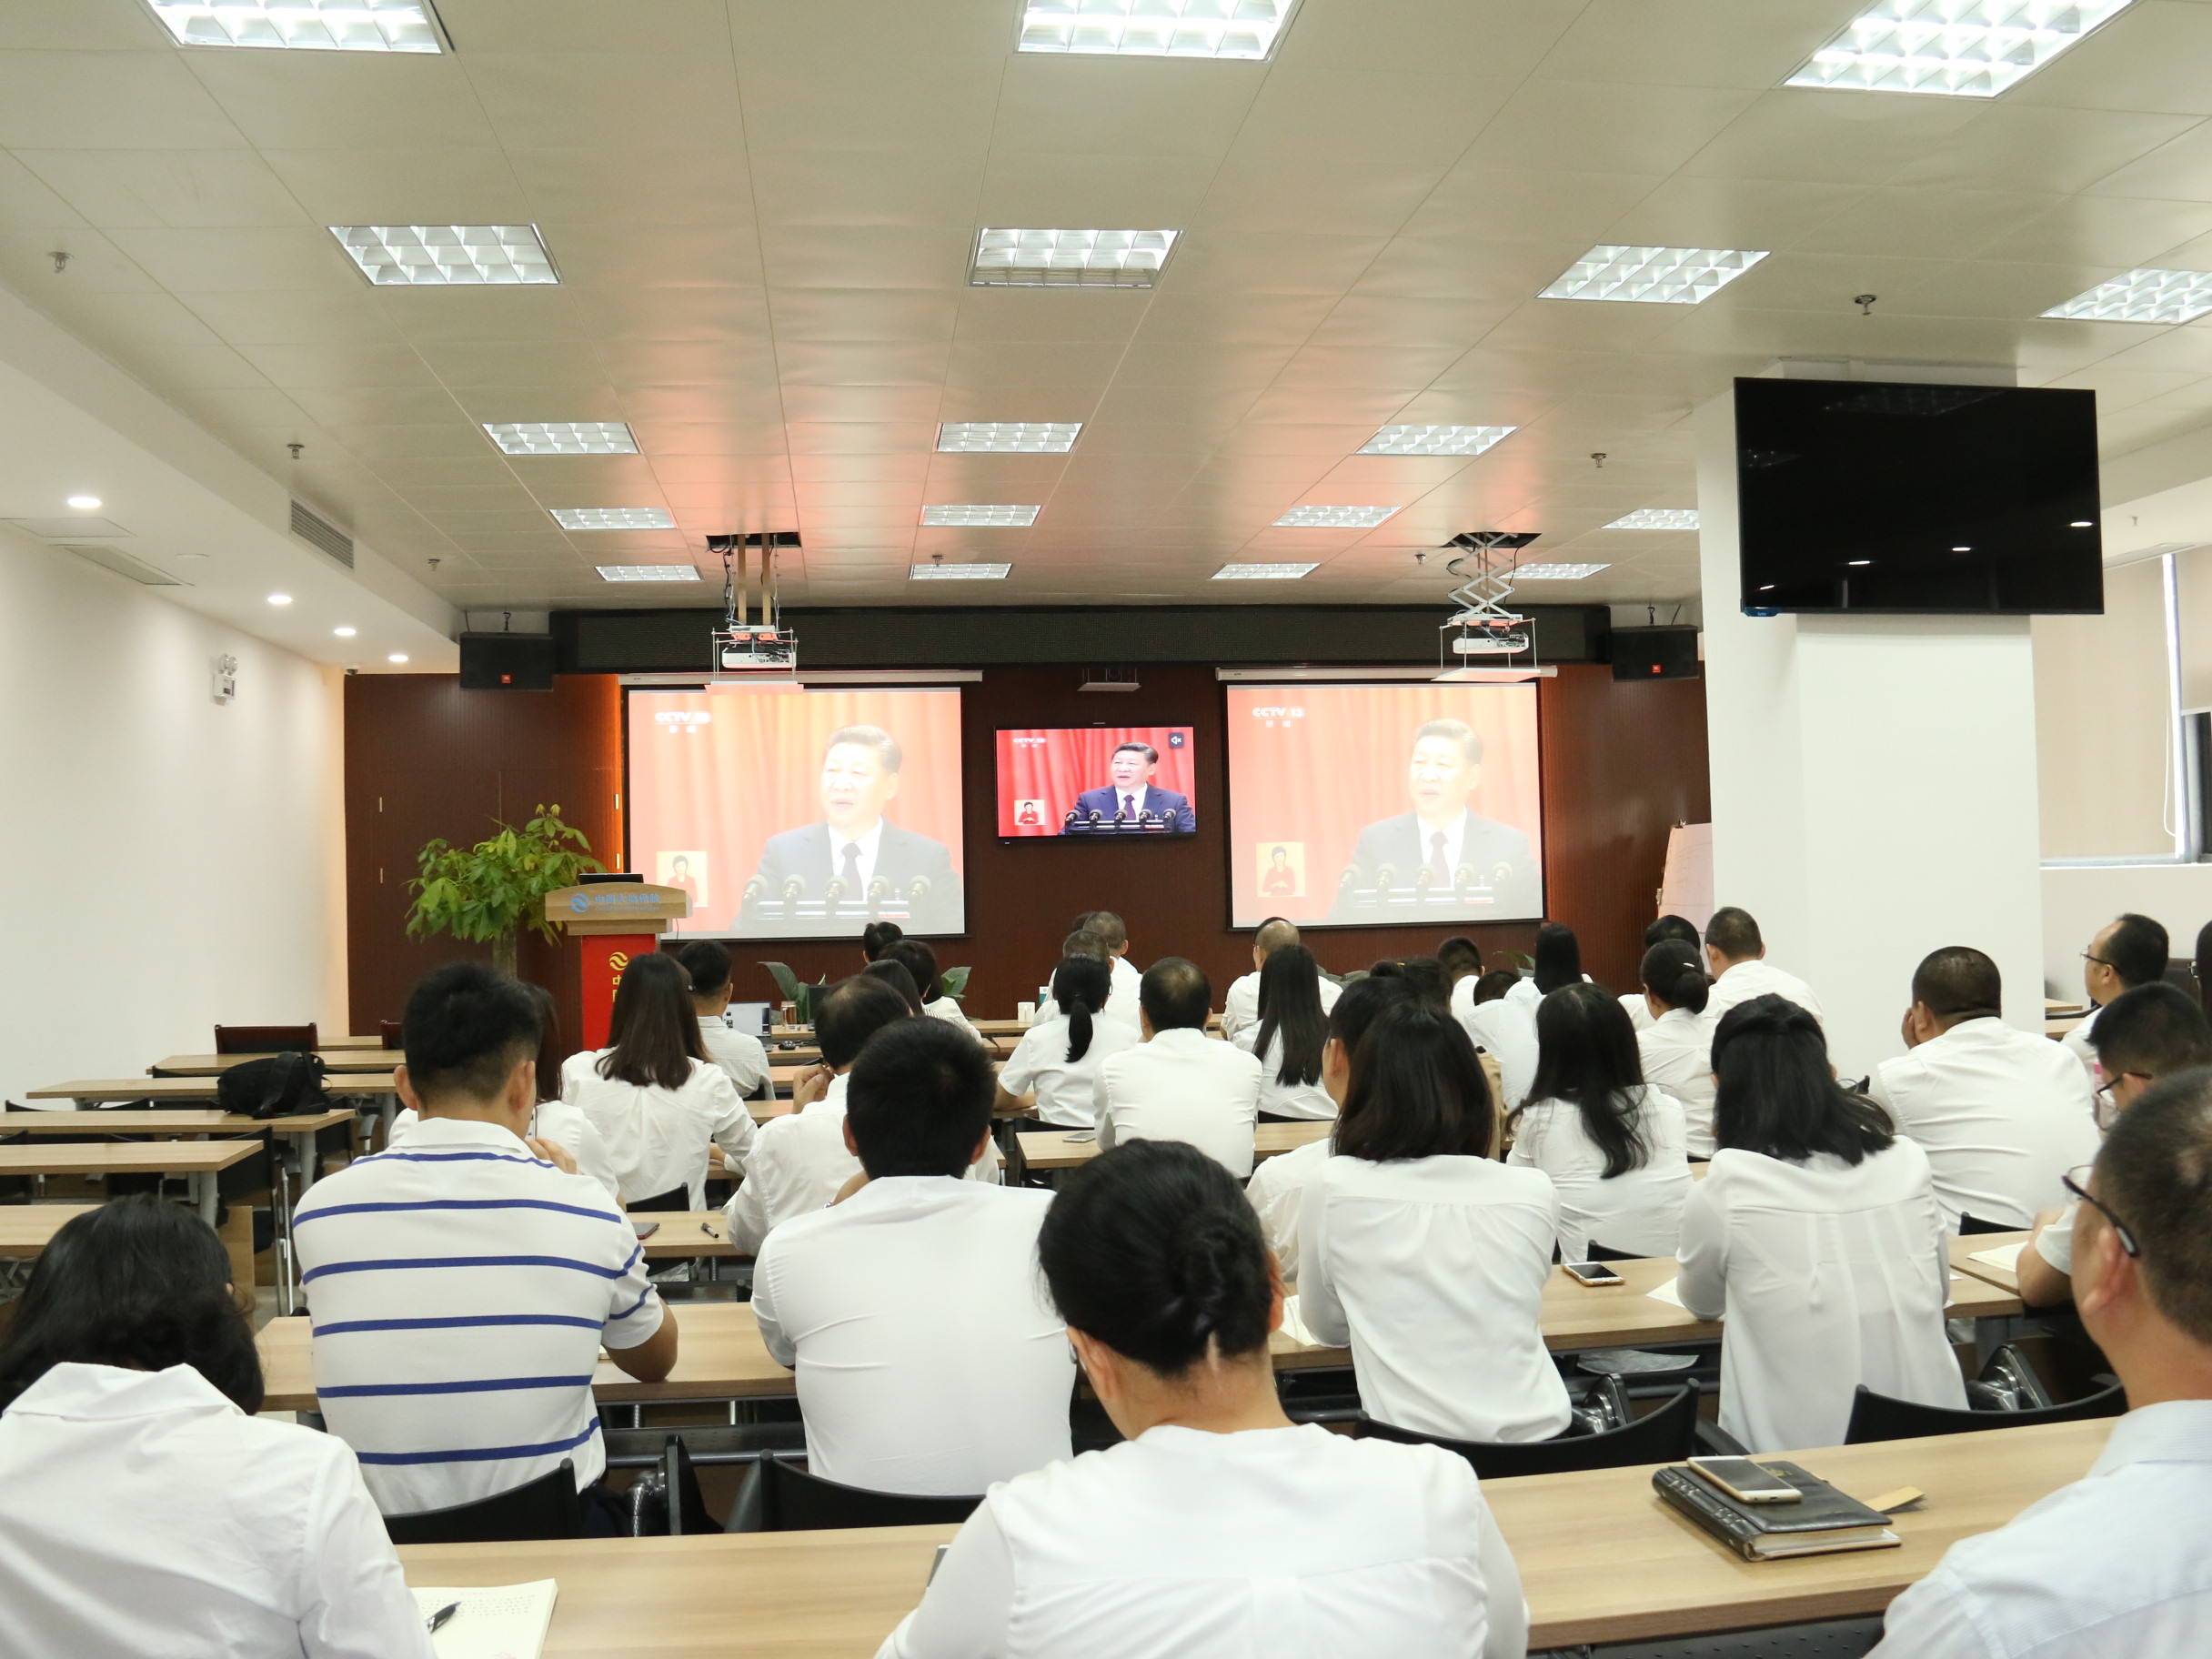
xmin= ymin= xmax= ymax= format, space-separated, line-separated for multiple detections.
xmin=1610 ymin=626 xmax=1701 ymax=681
xmin=458 ymin=632 xmax=557 ymax=690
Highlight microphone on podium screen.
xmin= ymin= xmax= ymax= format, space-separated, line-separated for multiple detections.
xmin=1453 ymin=864 xmax=1475 ymax=897
xmin=824 ymin=877 xmax=847 ymax=904
xmin=867 ymin=877 xmax=889 ymax=915
xmin=1086 ymin=809 xmax=1103 ymax=829
xmin=1373 ymin=863 xmax=1397 ymax=895
xmin=909 ymin=875 xmax=931 ymax=904
xmin=1413 ymin=866 xmax=1433 ymax=897
xmin=741 ymin=876 xmax=766 ymax=910
xmin=780 ymin=875 xmax=805 ymax=907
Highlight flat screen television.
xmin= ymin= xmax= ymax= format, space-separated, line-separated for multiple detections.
xmin=995 ymin=727 xmax=1197 ymax=838
xmin=1734 ymin=377 xmax=2102 ymax=615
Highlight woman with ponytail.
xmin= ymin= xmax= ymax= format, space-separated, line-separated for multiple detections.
xmin=994 ymin=953 xmax=1139 ymax=1128
xmin=1251 ymin=943 xmax=1335 ymax=1121
xmin=1636 ymin=939 xmax=1720 ymax=1154
xmin=879 ymin=1140 xmax=1528 ymax=1659
xmin=1678 ymin=994 xmax=1962 ymax=1453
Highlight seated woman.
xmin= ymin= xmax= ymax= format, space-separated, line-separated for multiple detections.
xmin=0 ymin=1198 xmax=430 ymax=1659
xmin=1508 ymin=981 xmax=1692 ymax=1260
xmin=1634 ymin=940 xmax=1719 ymax=1157
xmin=878 ymin=1139 xmax=1526 ymax=1659
xmin=995 ymin=954 xmax=1138 ymax=1129
xmin=861 ymin=957 xmax=928 ymax=1017
xmin=884 ymin=939 xmax=983 ymax=1042
xmin=1300 ymin=1001 xmax=1573 ymax=1444
xmin=1251 ymin=943 xmax=1336 ymax=1121
xmin=1678 ymin=994 xmax=1965 ymax=1453
xmin=563 ymin=951 xmax=756 ymax=1208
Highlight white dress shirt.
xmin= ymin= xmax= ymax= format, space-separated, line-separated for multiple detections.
xmin=2034 ymin=1202 xmax=2078 ymax=1273
xmin=877 ymin=1423 xmax=1527 ymax=1659
xmin=2061 ymin=1000 xmax=2103 ymax=1079
xmin=0 ymin=1362 xmax=433 ymax=1659
xmin=752 ymin=1177 xmax=1073 ymax=1495
xmin=1300 ymin=1153 xmax=1572 ymax=1443
xmin=1868 ymin=1400 xmax=2212 ymax=1658
xmin=699 ymin=1016 xmax=772 ymax=1096
xmin=1244 ymin=1135 xmax=1331 ymax=1282
xmin=1677 ymin=1140 xmax=1964 ymax=1453
xmin=924 ymin=996 xmax=984 ymax=1041
xmin=1252 ymin=1029 xmax=1339 ymax=1121
xmin=1867 ymin=1015 xmax=2100 ymax=1230
xmin=1109 ymin=953 xmax=1142 ymax=1007
xmin=1619 ymin=990 xmax=1655 ymax=1032
xmin=1508 ymin=1085 xmax=1693 ymax=1261
xmin=1463 ymin=985 xmax=1540 ymax=1111
xmin=1223 ymin=970 xmax=1341 ymax=1051
xmin=1638 ymin=1008 xmax=1719 ymax=1156
xmin=389 ymin=1100 xmax=620 ymax=1204
xmin=1095 ymin=1026 xmax=1263 ymax=1178
xmin=1040 ymin=960 xmax=1141 ymax=1031
xmin=1704 ymin=958 xmax=1825 ymax=1027
xmin=561 ymin=1050 xmax=757 ymax=1208
xmin=999 ymin=1011 xmax=1141 ymax=1128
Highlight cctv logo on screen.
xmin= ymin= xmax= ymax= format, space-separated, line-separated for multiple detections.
xmin=1252 ymin=706 xmax=1304 ymax=729
xmin=655 ymin=711 xmax=712 ymax=736
xmin=1011 ymin=735 xmax=1050 ymax=748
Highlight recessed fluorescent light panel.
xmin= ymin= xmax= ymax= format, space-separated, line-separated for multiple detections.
xmin=1540 ymin=245 xmax=1767 ymax=305
xmin=2042 ymin=268 xmax=2212 ymax=324
xmin=910 ymin=563 xmax=1012 ymax=580
xmin=921 ymin=505 xmax=1040 ymax=527
xmin=331 ymin=226 xmax=557 ymax=286
xmin=970 ymin=229 xmax=1178 ymax=288
xmin=1604 ymin=508 xmax=1701 ymax=530
xmin=1214 ymin=563 xmax=1319 ymax=580
xmin=553 ymin=508 xmax=674 ymax=530
xmin=596 ymin=566 xmax=700 ymax=583
xmin=1360 ymin=425 xmax=1516 ymax=457
xmin=146 ymin=0 xmax=447 ymax=51
xmin=1017 ymin=0 xmax=1299 ymax=59
xmin=1512 ymin=563 xmax=1610 ymax=580
xmin=485 ymin=422 xmax=638 ymax=456
xmin=1274 ymin=506 xmax=1398 ymax=528
xmin=936 ymin=423 xmax=1081 ymax=453
xmin=1785 ymin=1 xmax=2137 ymax=98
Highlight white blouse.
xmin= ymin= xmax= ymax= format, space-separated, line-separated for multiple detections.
xmin=1508 ymin=1084 xmax=1692 ymax=1261
xmin=1637 ymin=1008 xmax=1718 ymax=1156
xmin=1299 ymin=1153 xmax=1572 ymax=1443
xmin=1677 ymin=1140 xmax=1965 ymax=1453
xmin=1252 ymin=1028 xmax=1338 ymax=1121
xmin=561 ymin=1049 xmax=757 ymax=1208
xmin=998 ymin=1013 xmax=1141 ymax=1128
xmin=877 ymin=1423 xmax=1527 ymax=1659
xmin=389 ymin=1100 xmax=620 ymax=1204
xmin=924 ymin=997 xmax=984 ymax=1042
xmin=1243 ymin=1135 xmax=1331 ymax=1282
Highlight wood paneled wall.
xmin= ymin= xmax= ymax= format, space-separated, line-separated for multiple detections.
xmin=344 ymin=666 xmax=1708 ymax=1044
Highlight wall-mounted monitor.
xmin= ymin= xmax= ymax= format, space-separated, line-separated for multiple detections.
xmin=626 ymin=687 xmax=966 ymax=939
xmin=995 ymin=727 xmax=1197 ymax=838
xmin=1223 ymin=684 xmax=1543 ymax=928
xmin=1735 ymin=377 xmax=2102 ymax=615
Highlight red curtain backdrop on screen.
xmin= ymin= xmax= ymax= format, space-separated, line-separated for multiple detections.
xmin=1224 ymin=684 xmax=1542 ymax=927
xmin=627 ymin=689 xmax=964 ymax=934
xmin=994 ymin=728 xmax=1197 ymax=836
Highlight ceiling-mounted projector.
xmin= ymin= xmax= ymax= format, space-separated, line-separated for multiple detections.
xmin=1440 ymin=531 xmax=1539 ymax=660
xmin=710 ymin=532 xmax=799 ymax=679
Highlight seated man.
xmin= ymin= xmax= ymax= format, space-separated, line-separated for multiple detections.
xmin=294 ymin=963 xmax=675 ymax=1520
xmin=2065 ymin=911 xmax=2170 ymax=1077
xmin=1867 ymin=946 xmax=2097 ymax=1230
xmin=1095 ymin=959 xmax=1262 ymax=1178
xmin=679 ymin=939 xmax=772 ymax=1098
xmin=751 ymin=1019 xmax=1074 ymax=1496
xmin=1867 ymin=1069 xmax=2212 ymax=1655
xmin=1222 ymin=917 xmax=1340 ymax=1051
xmin=1701 ymin=906 xmax=1824 ymax=1026
xmin=2018 ymin=981 xmax=2212 ymax=1308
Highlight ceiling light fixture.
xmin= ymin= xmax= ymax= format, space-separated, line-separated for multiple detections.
xmin=1513 ymin=563 xmax=1611 ymax=580
xmin=1360 ymin=425 xmax=1516 ymax=457
xmin=266 ymin=593 xmax=292 ymax=605
xmin=2072 ymin=520 xmax=2095 ymax=528
xmin=1018 ymin=0 xmax=1298 ymax=58
xmin=485 ymin=421 xmax=638 ymax=455
xmin=65 ymin=495 xmax=101 ymax=509
xmin=146 ymin=0 xmax=447 ymax=51
xmin=970 ymin=229 xmax=1177 ymax=288
xmin=910 ymin=562 xmax=1012 ymax=580
xmin=1785 ymin=0 xmax=2138 ymax=99
xmin=595 ymin=566 xmax=701 ymax=583
xmin=387 ymin=653 xmax=409 ymax=663
xmin=1213 ymin=563 xmax=1319 ymax=580
xmin=922 ymin=505 xmax=1040 ymax=527
xmin=1274 ymin=506 xmax=1398 ymax=528
xmin=1848 ymin=559 xmax=1873 ymax=566
xmin=1540 ymin=245 xmax=1767 ymax=304
xmin=553 ymin=508 xmax=674 ymax=530
xmin=333 ymin=626 xmax=357 ymax=637
xmin=1604 ymin=508 xmax=1701 ymax=530
xmin=330 ymin=225 xmax=557 ymax=287
xmin=2042 ymin=267 xmax=2212 ymax=324
xmin=936 ymin=423 xmax=1081 ymax=452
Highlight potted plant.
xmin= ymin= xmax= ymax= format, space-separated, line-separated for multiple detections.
xmin=405 ymin=803 xmax=604 ymax=977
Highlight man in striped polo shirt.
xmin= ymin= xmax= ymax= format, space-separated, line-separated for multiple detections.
xmin=294 ymin=963 xmax=677 ymax=1521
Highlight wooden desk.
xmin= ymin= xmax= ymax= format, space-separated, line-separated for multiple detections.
xmin=636 ymin=1212 xmax=741 ymax=1260
xmin=25 ymin=1075 xmax=397 ymax=1101
xmin=0 ymin=1141 xmax=260 ymax=1225
xmin=0 ymin=1203 xmax=100 ymax=1256
xmin=150 ymin=1051 xmax=400 ymax=1075
xmin=1018 ymin=1119 xmax=1332 ymax=1171
xmin=321 ymin=1034 xmax=389 ymax=1051
xmin=1951 ymin=1231 xmax=2027 ymax=1295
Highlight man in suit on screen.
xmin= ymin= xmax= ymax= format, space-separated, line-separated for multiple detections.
xmin=738 ymin=725 xmax=963 ymax=935
xmin=1063 ymin=741 xmax=1196 ymax=834
xmin=1329 ymin=718 xmax=1540 ymax=920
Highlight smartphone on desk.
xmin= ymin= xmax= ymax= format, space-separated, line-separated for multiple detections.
xmin=631 ymin=1220 xmax=661 ymax=1240
xmin=1562 ymin=1261 xmax=1624 ymax=1287
xmin=1688 ymin=1456 xmax=1802 ymax=1504
xmin=1064 ymin=1131 xmax=1097 ymax=1142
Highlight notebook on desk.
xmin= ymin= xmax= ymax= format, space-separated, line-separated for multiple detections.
xmin=411 ymin=1580 xmax=558 ymax=1659
xmin=1654 ymin=1463 xmax=1899 ymax=1561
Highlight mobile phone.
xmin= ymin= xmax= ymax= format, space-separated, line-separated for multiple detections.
xmin=1563 ymin=1261 xmax=1624 ymax=1287
xmin=1065 ymin=1131 xmax=1097 ymax=1142
xmin=631 ymin=1220 xmax=661 ymax=1239
xmin=1688 ymin=1456 xmax=1802 ymax=1504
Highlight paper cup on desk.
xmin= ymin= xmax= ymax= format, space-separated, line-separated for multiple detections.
xmin=1018 ymin=1001 xmax=1037 ymax=1025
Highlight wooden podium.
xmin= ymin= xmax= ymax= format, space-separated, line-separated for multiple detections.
xmin=543 ymin=883 xmax=692 ymax=1050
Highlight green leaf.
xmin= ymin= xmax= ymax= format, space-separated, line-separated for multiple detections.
xmin=402 ymin=802 xmax=607 ymax=965
xmin=940 ymin=965 xmax=970 ymax=1002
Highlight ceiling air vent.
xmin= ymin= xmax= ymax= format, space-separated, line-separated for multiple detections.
xmin=290 ymin=500 xmax=354 ymax=568
xmin=63 ymin=544 xmax=187 ymax=587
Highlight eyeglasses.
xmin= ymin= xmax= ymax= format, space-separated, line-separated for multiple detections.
xmin=2060 ymin=1166 xmax=2140 ymax=1259
xmin=2092 ymin=1072 xmax=2147 ymax=1131
xmin=2081 ymin=950 xmax=2116 ymax=969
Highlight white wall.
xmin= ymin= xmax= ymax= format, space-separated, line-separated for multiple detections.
xmin=2041 ymin=863 xmax=2212 ymax=999
xmin=0 ymin=524 xmax=345 ymax=1104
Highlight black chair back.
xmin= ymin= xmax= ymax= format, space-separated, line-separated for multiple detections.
xmin=215 ymin=1023 xmax=317 ymax=1055
xmin=1584 ymin=1242 xmax=1637 ymax=1262
xmin=1956 ymin=1212 xmax=2017 ymax=1236
xmin=1356 ymin=1384 xmax=1701 ymax=1479
xmin=629 ymin=1185 xmax=690 ymax=1213
xmin=758 ymin=1454 xmax=981 ymax=1532
xmin=665 ymin=1435 xmax=723 ymax=1535
xmin=382 ymin=1458 xmax=585 ymax=1544
xmin=1844 ymin=1381 xmax=2127 ymax=1445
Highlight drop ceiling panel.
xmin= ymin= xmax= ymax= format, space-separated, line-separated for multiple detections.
xmin=460 ymin=55 xmax=744 ymax=149
xmin=256 ymin=146 xmax=530 ymax=223
xmin=182 ymin=55 xmax=497 ymax=149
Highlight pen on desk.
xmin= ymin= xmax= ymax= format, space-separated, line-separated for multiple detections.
xmin=426 ymin=1601 xmax=460 ymax=1635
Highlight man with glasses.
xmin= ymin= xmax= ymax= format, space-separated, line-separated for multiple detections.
xmin=2064 ymin=912 xmax=2170 ymax=1077
xmin=2019 ymin=981 xmax=2211 ymax=1309
xmin=1869 ymin=1068 xmax=2212 ymax=1654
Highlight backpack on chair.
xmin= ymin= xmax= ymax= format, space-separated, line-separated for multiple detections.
xmin=216 ymin=1051 xmax=329 ymax=1120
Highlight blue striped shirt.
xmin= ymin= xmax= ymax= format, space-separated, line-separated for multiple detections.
xmin=293 ymin=1116 xmax=664 ymax=1514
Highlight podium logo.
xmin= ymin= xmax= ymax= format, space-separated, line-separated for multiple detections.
xmin=608 ymin=951 xmax=630 ymax=972
xmin=569 ymin=892 xmax=592 ymax=912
